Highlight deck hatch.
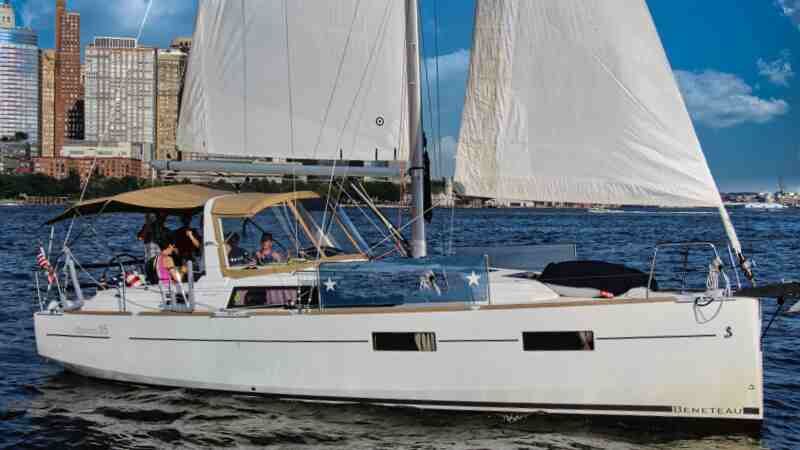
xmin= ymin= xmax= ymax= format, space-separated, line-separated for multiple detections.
xmin=372 ymin=332 xmax=437 ymax=352
xmin=522 ymin=331 xmax=594 ymax=351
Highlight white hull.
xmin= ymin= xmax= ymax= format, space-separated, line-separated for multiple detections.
xmin=35 ymin=294 xmax=763 ymax=425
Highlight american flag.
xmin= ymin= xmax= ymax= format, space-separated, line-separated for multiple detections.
xmin=36 ymin=247 xmax=56 ymax=285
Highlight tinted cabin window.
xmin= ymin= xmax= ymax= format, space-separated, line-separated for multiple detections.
xmin=372 ymin=332 xmax=437 ymax=352
xmin=522 ymin=331 xmax=594 ymax=351
xmin=228 ymin=287 xmax=297 ymax=309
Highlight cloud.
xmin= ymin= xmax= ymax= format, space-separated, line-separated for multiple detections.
xmin=10 ymin=0 xmax=52 ymax=28
xmin=425 ymin=48 xmax=470 ymax=81
xmin=674 ymin=70 xmax=789 ymax=128
xmin=758 ymin=50 xmax=794 ymax=86
xmin=420 ymin=49 xmax=470 ymax=178
xmin=777 ymin=0 xmax=800 ymax=30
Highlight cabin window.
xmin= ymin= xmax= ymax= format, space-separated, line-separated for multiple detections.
xmin=219 ymin=198 xmax=369 ymax=269
xmin=522 ymin=331 xmax=594 ymax=351
xmin=372 ymin=332 xmax=437 ymax=352
xmin=219 ymin=205 xmax=315 ymax=268
xmin=294 ymin=199 xmax=368 ymax=257
xmin=228 ymin=286 xmax=298 ymax=309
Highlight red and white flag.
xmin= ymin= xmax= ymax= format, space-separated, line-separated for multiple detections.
xmin=36 ymin=247 xmax=56 ymax=285
xmin=125 ymin=272 xmax=142 ymax=288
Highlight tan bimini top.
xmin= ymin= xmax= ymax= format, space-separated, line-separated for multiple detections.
xmin=46 ymin=184 xmax=231 ymax=224
xmin=211 ymin=191 xmax=320 ymax=218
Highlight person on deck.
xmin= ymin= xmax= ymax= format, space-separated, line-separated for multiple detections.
xmin=155 ymin=238 xmax=184 ymax=286
xmin=255 ymin=232 xmax=285 ymax=265
xmin=138 ymin=212 xmax=170 ymax=261
xmin=137 ymin=214 xmax=159 ymax=261
xmin=225 ymin=232 xmax=249 ymax=266
xmin=175 ymin=214 xmax=201 ymax=266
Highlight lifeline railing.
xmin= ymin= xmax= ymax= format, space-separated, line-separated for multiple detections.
xmin=33 ymin=253 xmax=197 ymax=314
xmin=156 ymin=260 xmax=196 ymax=313
xmin=647 ymin=241 xmax=734 ymax=299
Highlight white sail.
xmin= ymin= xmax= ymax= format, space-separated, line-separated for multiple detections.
xmin=178 ymin=0 xmax=407 ymax=161
xmin=454 ymin=0 xmax=723 ymax=207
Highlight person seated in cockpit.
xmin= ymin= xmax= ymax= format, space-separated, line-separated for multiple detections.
xmin=255 ymin=232 xmax=285 ymax=265
xmin=225 ymin=232 xmax=249 ymax=266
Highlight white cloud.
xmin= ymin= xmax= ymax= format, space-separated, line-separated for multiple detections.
xmin=425 ymin=48 xmax=470 ymax=81
xmin=777 ymin=0 xmax=800 ymax=30
xmin=758 ymin=50 xmax=794 ymax=86
xmin=10 ymin=0 xmax=52 ymax=28
xmin=674 ymin=69 xmax=789 ymax=128
xmin=420 ymin=49 xmax=470 ymax=178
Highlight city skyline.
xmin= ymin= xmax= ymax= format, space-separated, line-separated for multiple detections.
xmin=7 ymin=0 xmax=800 ymax=192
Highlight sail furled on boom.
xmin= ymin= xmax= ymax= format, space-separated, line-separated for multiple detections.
xmin=454 ymin=0 xmax=723 ymax=208
xmin=178 ymin=0 xmax=407 ymax=161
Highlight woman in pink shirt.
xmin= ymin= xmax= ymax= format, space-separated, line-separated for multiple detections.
xmin=156 ymin=239 xmax=183 ymax=286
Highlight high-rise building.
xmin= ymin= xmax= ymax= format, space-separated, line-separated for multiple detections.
xmin=0 ymin=1 xmax=39 ymax=145
xmin=155 ymin=49 xmax=186 ymax=161
xmin=39 ymin=49 xmax=56 ymax=157
xmin=0 ymin=1 xmax=14 ymax=28
xmin=54 ymin=0 xmax=83 ymax=155
xmin=85 ymin=37 xmax=156 ymax=149
xmin=169 ymin=37 xmax=192 ymax=53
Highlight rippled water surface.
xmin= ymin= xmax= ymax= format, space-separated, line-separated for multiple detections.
xmin=1 ymin=205 xmax=798 ymax=449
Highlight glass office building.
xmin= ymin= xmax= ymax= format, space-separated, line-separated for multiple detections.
xmin=0 ymin=26 xmax=39 ymax=144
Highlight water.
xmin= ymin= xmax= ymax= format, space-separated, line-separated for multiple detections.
xmin=1 ymin=205 xmax=798 ymax=449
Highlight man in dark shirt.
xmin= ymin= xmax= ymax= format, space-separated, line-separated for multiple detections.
xmin=175 ymin=214 xmax=201 ymax=266
xmin=225 ymin=232 xmax=249 ymax=266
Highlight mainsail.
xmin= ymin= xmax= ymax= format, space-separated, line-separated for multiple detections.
xmin=178 ymin=0 xmax=407 ymax=162
xmin=454 ymin=0 xmax=723 ymax=208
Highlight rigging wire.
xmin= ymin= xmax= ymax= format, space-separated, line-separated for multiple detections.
xmin=136 ymin=0 xmax=155 ymax=42
xmin=433 ymin=0 xmax=444 ymax=183
xmin=418 ymin=0 xmax=450 ymax=255
xmin=417 ymin=0 xmax=439 ymax=254
xmin=432 ymin=0 xmax=457 ymax=255
xmin=283 ymin=0 xmax=296 ymax=157
xmin=241 ymin=0 xmax=249 ymax=156
xmin=311 ymin=0 xmax=364 ymax=159
xmin=335 ymin=1 xmax=395 ymax=154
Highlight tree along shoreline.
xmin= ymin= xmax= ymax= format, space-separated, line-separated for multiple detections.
xmin=0 ymin=172 xmax=442 ymax=204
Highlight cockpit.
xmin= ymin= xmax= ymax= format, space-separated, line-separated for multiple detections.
xmin=212 ymin=192 xmax=371 ymax=276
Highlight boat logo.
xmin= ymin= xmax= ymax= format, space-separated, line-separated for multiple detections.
xmin=724 ymin=326 xmax=733 ymax=338
xmin=672 ymin=406 xmax=744 ymax=416
xmin=73 ymin=324 xmax=109 ymax=337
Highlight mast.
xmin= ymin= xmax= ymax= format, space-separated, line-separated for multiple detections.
xmin=405 ymin=0 xmax=426 ymax=258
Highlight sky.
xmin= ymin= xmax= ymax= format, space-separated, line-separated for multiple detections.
xmin=10 ymin=0 xmax=800 ymax=192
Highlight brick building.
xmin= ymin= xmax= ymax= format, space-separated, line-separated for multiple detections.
xmin=33 ymin=141 xmax=150 ymax=180
xmin=155 ymin=49 xmax=186 ymax=161
xmin=54 ymin=0 xmax=83 ymax=155
xmin=33 ymin=157 xmax=143 ymax=180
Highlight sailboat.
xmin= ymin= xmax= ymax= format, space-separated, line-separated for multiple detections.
xmin=33 ymin=0 xmax=800 ymax=431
